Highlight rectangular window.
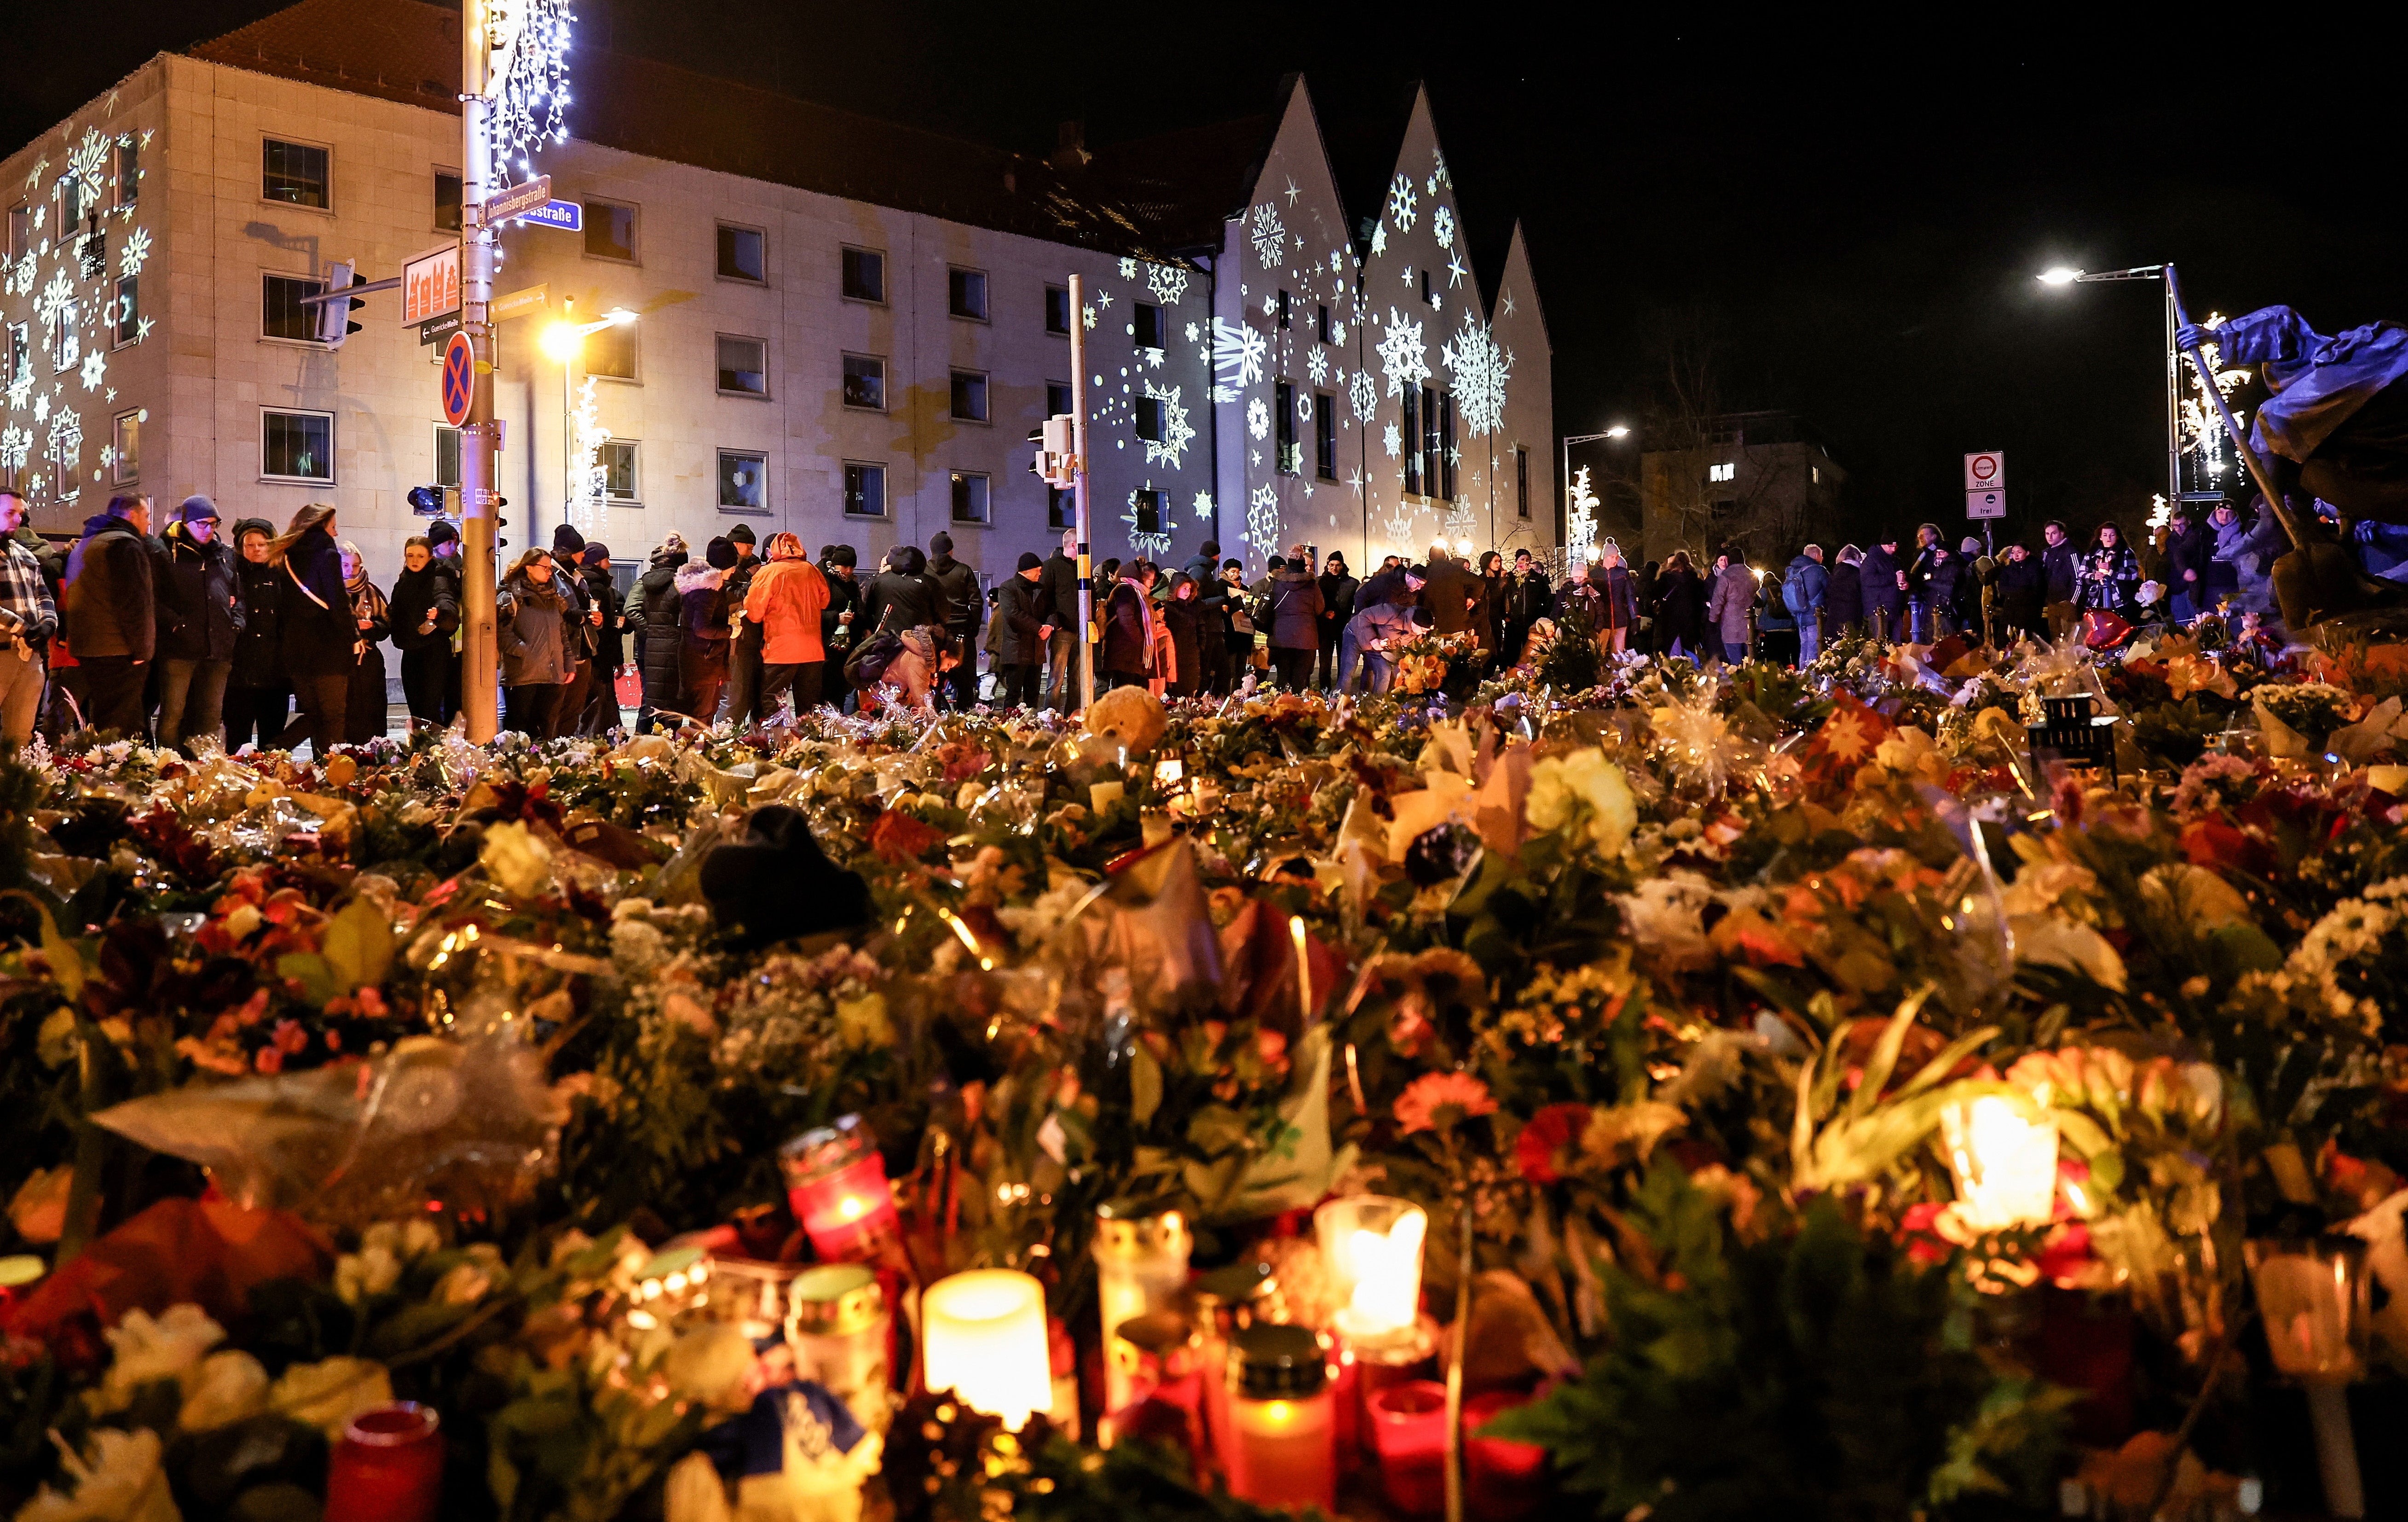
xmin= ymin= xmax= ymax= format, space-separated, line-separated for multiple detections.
xmin=1316 ymin=303 xmax=1332 ymax=344
xmin=717 ymin=448 xmax=768 ymax=513
xmin=51 ymin=303 xmax=78 ymax=373
xmin=583 ymin=200 xmax=637 ymax=261
xmin=434 ymin=171 xmax=462 ymax=232
xmin=112 ymin=410 xmax=138 ymax=484
xmin=1440 ymin=391 xmax=1457 ymax=499
xmin=6 ymin=324 xmax=27 ymax=388
xmin=586 ymin=320 xmax=638 ymax=380
xmin=949 ymin=369 xmax=988 ymax=423
xmin=112 ymin=275 xmax=138 ymax=347
xmin=1135 ymin=395 xmax=1164 ymax=443
xmin=1133 ymin=301 xmax=1163 ymax=349
xmin=261 ymin=408 xmax=334 ymax=483
xmin=434 ymin=423 xmax=462 ymax=490
xmin=1275 ymin=380 xmax=1298 ymax=475
xmin=262 ymin=139 xmax=329 ymax=208
xmin=1402 ymin=387 xmax=1422 ymax=496
xmin=1515 ymin=446 xmax=1530 ymax=520
xmin=1419 ymin=268 xmax=1432 ymax=305
xmin=601 ymin=440 xmax=640 ymax=504
xmin=1276 ymin=290 xmax=1291 ymax=329
xmin=1314 ymin=393 xmax=1336 ymax=480
xmin=1131 ymin=488 xmax=1163 ymax=535
xmin=261 ymin=274 xmax=325 ymax=342
xmin=1047 ymin=485 xmax=1073 ymax=530
xmin=1707 ymin=461 xmax=1736 ymax=483
xmin=56 ymin=175 xmax=86 ymax=235
xmin=1045 ymin=382 xmax=1072 ymax=419
xmin=842 ymin=353 xmax=885 ymax=411
xmin=716 ymin=334 xmax=768 ymax=397
xmin=115 ymin=139 xmax=138 ymax=207
xmin=6 ymin=205 xmax=28 ymax=262
xmin=948 ymin=267 xmax=988 ymax=321
xmin=841 ymin=246 xmax=884 ymax=303
xmin=843 ymin=461 xmax=887 ymax=517
xmin=950 ymin=471 xmax=990 ymax=524
xmin=1044 ymin=284 xmax=1070 ymax=334
xmin=47 ymin=428 xmax=78 ymax=503
xmin=717 ymin=223 xmax=765 ymax=282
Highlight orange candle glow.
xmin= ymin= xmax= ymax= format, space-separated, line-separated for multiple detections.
xmin=922 ymin=1269 xmax=1052 ymax=1430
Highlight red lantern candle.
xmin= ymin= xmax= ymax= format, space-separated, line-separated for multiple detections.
xmin=1366 ymin=1380 xmax=1448 ymax=1517
xmin=1224 ymin=1324 xmax=1336 ymax=1514
xmin=325 ymin=1402 xmax=443 ymax=1522
xmin=1462 ymin=1390 xmax=1549 ymax=1521
xmin=778 ymin=1116 xmax=901 ymax=1264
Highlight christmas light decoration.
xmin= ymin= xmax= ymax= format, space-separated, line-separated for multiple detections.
xmin=484 ymin=0 xmax=577 ymax=185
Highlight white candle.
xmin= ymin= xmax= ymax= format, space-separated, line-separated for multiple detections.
xmin=1940 ymin=1097 xmax=2057 ymax=1232
xmin=1314 ymin=1197 xmax=1427 ymax=1344
xmin=922 ymin=1269 xmax=1052 ymax=1430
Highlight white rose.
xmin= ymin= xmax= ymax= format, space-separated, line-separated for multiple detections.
xmin=270 ymin=1357 xmax=393 ymax=1439
xmin=433 ymin=1262 xmax=494 ymax=1305
xmin=335 ymin=1245 xmax=403 ymax=1306
xmin=479 ymin=820 xmax=554 ymax=899
xmin=179 ymin=1350 xmax=271 ymax=1431
xmin=100 ymin=1304 xmax=224 ymax=1399
xmin=17 ymin=1427 xmax=177 ymax=1522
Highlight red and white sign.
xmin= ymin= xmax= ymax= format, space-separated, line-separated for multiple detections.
xmin=1963 ymin=451 xmax=2004 ymax=491
xmin=402 ymin=243 xmax=461 ymax=326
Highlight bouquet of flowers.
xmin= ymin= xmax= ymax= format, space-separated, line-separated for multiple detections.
xmin=1372 ymin=628 xmax=1483 ymax=694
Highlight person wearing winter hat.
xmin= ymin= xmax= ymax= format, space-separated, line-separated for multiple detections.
xmin=699 ymin=805 xmax=870 ymax=947
xmin=674 ymin=537 xmax=738 ymax=723
xmin=740 ymin=532 xmax=831 ymax=717
xmin=723 ymin=524 xmax=766 ymax=725
xmin=574 ymin=541 xmax=625 ymax=734
xmin=154 ymin=495 xmax=244 ymax=753
xmin=926 ymin=531 xmax=982 ymax=711
xmin=632 ymin=532 xmax=690 ymax=732
xmin=389 ymin=533 xmax=461 ymax=728
xmin=817 ymin=544 xmax=862 ymax=710
xmin=223 ymin=516 xmax=289 ymax=750
xmin=988 ymin=551 xmax=1048 ymax=708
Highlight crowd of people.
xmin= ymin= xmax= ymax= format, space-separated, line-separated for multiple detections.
xmin=0 ymin=484 xmax=2322 ymax=755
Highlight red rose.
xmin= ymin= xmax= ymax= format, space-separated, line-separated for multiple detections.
xmin=1515 ymin=1103 xmax=1594 ymax=1185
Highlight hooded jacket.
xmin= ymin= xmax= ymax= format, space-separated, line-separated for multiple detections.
xmin=156 ymin=522 xmax=243 ymax=663
xmin=582 ymin=561 xmax=625 ymax=669
xmin=1825 ymin=559 xmax=1864 ymax=629
xmin=276 ymin=524 xmax=354 ymax=680
xmin=1706 ymin=564 xmax=1757 ymax=643
xmin=497 ymin=567 xmax=574 ymax=686
xmin=927 ymin=552 xmax=983 ymax=635
xmin=1266 ymin=568 xmax=1324 ymax=649
xmin=676 ymin=561 xmax=732 ymax=687
xmin=63 ymin=510 xmax=158 ymax=660
xmin=390 ymin=559 xmax=462 ymax=654
xmin=229 ymin=519 xmax=285 ymax=686
xmin=632 ymin=544 xmax=690 ymax=698
xmin=744 ymin=558 xmax=830 ymax=665
xmin=859 ymin=567 xmax=943 ymax=640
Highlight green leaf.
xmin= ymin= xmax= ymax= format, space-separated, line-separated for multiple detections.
xmin=274 ymin=951 xmax=340 ymax=1008
xmin=322 ymin=895 xmax=396 ymax=991
xmin=1130 ymin=1041 xmax=1162 ymax=1126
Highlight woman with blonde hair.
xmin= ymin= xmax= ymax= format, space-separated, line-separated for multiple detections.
xmin=740 ymin=531 xmax=832 ymax=718
xmin=270 ymin=503 xmax=354 ymax=753
xmin=497 ymin=547 xmax=575 ymax=735
xmin=338 ymin=540 xmax=391 ymax=743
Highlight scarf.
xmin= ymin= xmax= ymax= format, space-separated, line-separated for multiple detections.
xmin=347 ymin=571 xmax=387 ymax=628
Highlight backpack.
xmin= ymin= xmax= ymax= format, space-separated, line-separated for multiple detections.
xmin=1783 ymin=570 xmax=1809 ymax=615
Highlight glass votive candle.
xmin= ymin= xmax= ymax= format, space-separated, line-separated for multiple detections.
xmin=1463 ymin=1390 xmax=1549 ymax=1520
xmin=779 ymin=1115 xmax=902 ymax=1265
xmin=1314 ymin=1195 xmax=1428 ymax=1348
xmin=1366 ymin=1379 xmax=1448 ymax=1517
xmin=922 ymin=1269 xmax=1053 ymax=1430
xmin=1106 ymin=1309 xmax=1206 ymax=1461
xmin=1940 ymin=1096 xmax=2058 ymax=1231
xmin=786 ymin=1263 xmax=893 ymax=1435
xmin=1094 ymin=1199 xmax=1192 ymax=1429
xmin=2248 ymin=1237 xmax=2370 ymax=1381
xmin=1189 ymin=1259 xmax=1279 ymax=1477
xmin=1225 ymin=1324 xmax=1336 ymax=1515
xmin=325 ymin=1402 xmax=444 ymax=1522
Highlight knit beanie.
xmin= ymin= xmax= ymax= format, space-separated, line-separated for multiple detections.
xmin=553 ymin=522 xmax=587 ymax=556
xmin=929 ymin=531 xmax=954 ymax=557
xmin=728 ymin=524 xmax=757 ymax=547
xmin=1016 ymin=551 xmax=1042 ymax=572
xmin=425 ymin=520 xmax=460 ymax=548
xmin=826 ymin=544 xmax=857 ymax=568
xmin=706 ymin=536 xmax=739 ymax=570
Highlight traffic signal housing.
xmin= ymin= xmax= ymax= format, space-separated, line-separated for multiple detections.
xmin=318 ymin=261 xmax=369 ymax=347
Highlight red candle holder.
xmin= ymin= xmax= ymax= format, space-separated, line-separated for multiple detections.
xmin=1462 ymin=1390 xmax=1549 ymax=1521
xmin=779 ymin=1116 xmax=902 ymax=1264
xmin=326 ymin=1402 xmax=444 ymax=1522
xmin=1367 ymin=1380 xmax=1448 ymax=1517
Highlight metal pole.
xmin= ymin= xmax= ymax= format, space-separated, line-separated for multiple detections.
xmin=2164 ymin=283 xmax=2182 ymax=515
xmin=458 ymin=23 xmax=499 ymax=742
xmin=1068 ymin=272 xmax=1094 ymax=712
xmin=560 ymin=296 xmax=574 ymax=544
xmin=2164 ymin=265 xmax=2301 ymax=553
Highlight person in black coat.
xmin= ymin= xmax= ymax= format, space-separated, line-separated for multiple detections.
xmin=859 ymin=545 xmax=944 ymax=641
xmin=576 ymin=544 xmax=625 ymax=733
xmin=154 ymin=496 xmax=243 ymax=752
xmin=268 ymin=505 xmax=355 ymax=755
xmin=2039 ymin=521 xmax=2082 ymax=639
xmin=389 ymin=536 xmax=461 ymax=729
xmin=2161 ymin=509 xmax=2213 ymax=623
xmin=631 ymin=534 xmax=689 ymax=733
xmin=1037 ymin=530 xmax=1081 ymax=711
xmin=989 ymin=553 xmax=1047 ymax=707
xmin=1099 ymin=564 xmax=1155 ymax=689
xmin=1654 ymin=551 xmax=1704 ymax=661
xmin=1316 ymin=554 xmax=1359 ymax=688
xmin=818 ymin=545 xmax=862 ymax=709
xmin=1162 ymin=573 xmax=1208 ymax=698
xmin=1995 ymin=541 xmax=2046 ymax=641
xmin=1857 ymin=535 xmax=1905 ymax=642
xmin=1825 ymin=546 xmax=1865 ymax=636
xmin=224 ymin=518 xmax=288 ymax=750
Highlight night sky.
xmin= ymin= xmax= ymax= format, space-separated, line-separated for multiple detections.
xmin=11 ymin=2 xmax=2399 ymax=547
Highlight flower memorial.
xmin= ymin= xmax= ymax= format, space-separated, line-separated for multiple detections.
xmin=5 ymin=626 xmax=2408 ymax=1522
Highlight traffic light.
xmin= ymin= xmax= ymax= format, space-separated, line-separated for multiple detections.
xmin=1031 ymin=415 xmax=1075 ymax=487
xmin=318 ymin=260 xmax=368 ymax=347
xmin=407 ymin=485 xmax=445 ymax=515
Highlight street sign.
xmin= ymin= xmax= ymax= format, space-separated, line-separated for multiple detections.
xmin=491 ymin=283 xmax=549 ymax=323
xmin=417 ymin=311 xmax=462 ymax=347
xmin=1965 ymin=488 xmax=2006 ymax=521
xmin=440 ymin=331 xmax=475 ymax=427
xmin=402 ymin=242 xmax=461 ymax=326
xmin=474 ymin=175 xmax=554 ymax=229
xmin=1963 ymin=451 xmax=2005 ymax=492
xmin=514 ymin=200 xmax=583 ymax=233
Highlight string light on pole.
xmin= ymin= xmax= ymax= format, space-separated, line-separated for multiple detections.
xmin=485 ymin=0 xmax=576 ymax=185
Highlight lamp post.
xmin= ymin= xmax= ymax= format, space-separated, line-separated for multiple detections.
xmin=1560 ymin=424 xmax=1630 ymax=569
xmin=537 ymin=301 xmax=636 ymax=545
xmin=2036 ymin=265 xmax=2189 ymax=517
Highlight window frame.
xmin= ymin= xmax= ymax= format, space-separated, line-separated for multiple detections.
xmin=950 ymin=470 xmax=991 ymax=526
xmin=843 ymin=460 xmax=888 ymax=518
xmin=714 ymin=332 xmax=770 ymax=399
xmin=947 ymin=266 xmax=990 ymax=322
xmin=260 ymin=406 xmax=335 ymax=486
xmin=1045 ymin=382 xmax=1073 ymax=419
xmin=841 ymin=352 xmax=887 ymax=412
xmin=1419 ymin=267 xmax=1432 ymax=305
xmin=6 ymin=205 xmax=29 ymax=263
xmin=601 ymin=439 xmax=642 ymax=506
xmin=583 ymin=319 xmax=640 ymax=383
xmin=840 ymin=245 xmax=886 ymax=305
xmin=115 ymin=139 xmax=138 ymax=208
xmin=1133 ymin=301 xmax=1163 ymax=350
xmin=581 ymin=198 xmax=641 ymax=264
xmin=1314 ymin=392 xmax=1336 ymax=481
xmin=1130 ymin=487 xmax=1164 ymax=536
xmin=1316 ymin=303 xmax=1332 ymax=345
xmin=949 ymin=368 xmax=990 ymax=425
xmin=5 ymin=324 xmax=27 ymax=389
xmin=1515 ymin=446 xmax=1530 ymax=520
xmin=1274 ymin=380 xmax=1298 ymax=476
xmin=716 ymin=221 xmax=767 ymax=284
xmin=50 ymin=301 xmax=79 ymax=375
xmin=1047 ymin=484 xmax=1074 ymax=530
xmin=433 ymin=423 xmax=463 ymax=491
xmin=1276 ymin=289 xmax=1291 ymax=330
xmin=716 ymin=447 xmax=770 ymax=514
xmin=111 ymin=409 xmax=139 ymax=485
xmin=112 ymin=274 xmax=139 ymax=349
xmin=1135 ymin=394 xmax=1165 ymax=444
xmin=433 ymin=169 xmax=463 ymax=233
xmin=1044 ymin=284 xmax=1071 ymax=335
xmin=1401 ymin=388 xmax=1422 ymax=497
xmin=260 ymin=272 xmax=328 ymax=346
xmin=260 ymin=136 xmax=332 ymax=212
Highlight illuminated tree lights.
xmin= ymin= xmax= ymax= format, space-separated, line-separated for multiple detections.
xmin=1566 ymin=466 xmax=1601 ymax=565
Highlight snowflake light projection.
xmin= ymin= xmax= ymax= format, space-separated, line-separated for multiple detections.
xmin=1249 ymin=203 xmax=1286 ymax=269
xmin=36 ymin=272 xmax=75 ymax=325
xmin=1247 ymin=481 xmax=1281 ymax=559
xmin=67 ymin=129 xmax=111 ymax=195
xmin=1349 ymin=368 xmax=1376 ymax=421
xmin=1369 ymin=222 xmax=1388 ymax=258
xmin=1567 ymin=466 xmax=1601 ymax=565
xmin=119 ymin=227 xmax=150 ymax=278
xmin=0 ymin=426 xmax=26 ymax=474
xmin=46 ymin=409 xmax=81 ymax=474
xmin=1193 ymin=490 xmax=1214 ymax=524
xmin=1430 ymin=150 xmax=1452 ymax=191
xmin=1146 ymin=263 xmax=1189 ymax=306
xmin=1118 ymin=257 xmax=1138 ymax=279
xmin=486 ymin=0 xmax=576 ymax=184
xmin=1382 ymin=421 xmax=1402 ymax=457
xmin=1386 ymin=174 xmax=1418 ymax=233
xmin=1441 ymin=310 xmax=1511 ymax=437
xmin=1246 ymin=395 xmax=1269 ymax=440
xmin=1375 ymin=307 xmax=1429 ymax=398
xmin=1306 ymin=346 xmax=1328 ymax=386
xmin=78 ymin=352 xmax=105 ymax=392
xmin=1212 ymin=317 xmax=1265 ymax=403
xmin=5 ymin=370 xmax=29 ymax=414
xmin=1295 ymin=391 xmax=1311 ymax=423
xmin=1124 ymin=486 xmax=1174 ymax=558
xmin=1432 ymin=205 xmax=1455 ymax=249
xmin=1142 ymin=379 xmax=1194 ymax=468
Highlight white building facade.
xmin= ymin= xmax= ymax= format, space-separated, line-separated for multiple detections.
xmin=0 ymin=0 xmax=1552 ymax=595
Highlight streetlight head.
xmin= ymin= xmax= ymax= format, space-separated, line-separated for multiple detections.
xmin=2037 ymin=266 xmax=2083 ymax=287
xmin=538 ymin=321 xmax=583 ymax=362
xmin=1605 ymin=424 xmax=1631 ymax=439
xmin=605 ymin=307 xmax=638 ymax=326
